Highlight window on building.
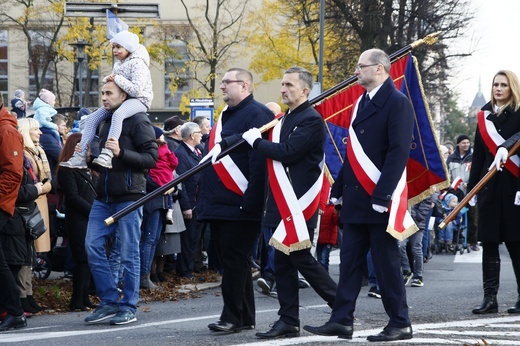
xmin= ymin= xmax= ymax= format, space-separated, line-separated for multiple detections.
xmin=0 ymin=30 xmax=7 ymax=103
xmin=164 ymin=40 xmax=190 ymax=109
xmin=28 ymin=30 xmax=56 ymax=101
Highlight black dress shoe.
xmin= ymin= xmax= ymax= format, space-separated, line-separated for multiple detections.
xmin=255 ymin=320 xmax=300 ymax=339
xmin=508 ymin=300 xmax=520 ymax=314
xmin=367 ymin=326 xmax=413 ymax=342
xmin=0 ymin=314 xmax=27 ymax=331
xmin=303 ymin=321 xmax=353 ymax=339
xmin=208 ymin=320 xmax=241 ymax=332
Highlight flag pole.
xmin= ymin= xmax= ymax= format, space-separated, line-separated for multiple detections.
xmin=438 ymin=139 xmax=520 ymax=229
xmin=309 ymin=32 xmax=440 ymax=105
xmin=104 ymin=118 xmax=279 ymax=225
xmin=105 ymin=32 xmax=441 ymax=226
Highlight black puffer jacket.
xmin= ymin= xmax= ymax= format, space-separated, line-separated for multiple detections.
xmin=92 ymin=112 xmax=158 ymax=203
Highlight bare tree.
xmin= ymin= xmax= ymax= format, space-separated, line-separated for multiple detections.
xmin=0 ymin=0 xmax=65 ymax=101
xmin=179 ymin=0 xmax=249 ymax=97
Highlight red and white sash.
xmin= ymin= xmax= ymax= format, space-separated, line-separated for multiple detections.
xmin=267 ymin=118 xmax=324 ymax=255
xmin=477 ymin=110 xmax=520 ymax=177
xmin=204 ymin=108 xmax=249 ymax=195
xmin=346 ymin=96 xmax=418 ymax=240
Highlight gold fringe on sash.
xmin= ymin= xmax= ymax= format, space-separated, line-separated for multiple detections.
xmin=269 ymin=237 xmax=313 ymax=256
xmin=386 ymin=223 xmax=419 ymax=241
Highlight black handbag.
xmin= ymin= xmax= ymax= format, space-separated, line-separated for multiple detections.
xmin=17 ymin=204 xmax=47 ymax=240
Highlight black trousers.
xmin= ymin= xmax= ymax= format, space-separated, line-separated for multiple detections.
xmin=176 ymin=215 xmax=204 ymax=277
xmin=0 ymin=210 xmax=24 ymax=316
xmin=330 ymin=223 xmax=410 ymax=328
xmin=274 ymin=227 xmax=337 ymax=326
xmin=211 ymin=220 xmax=260 ymax=326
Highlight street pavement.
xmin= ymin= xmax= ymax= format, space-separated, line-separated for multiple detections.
xmin=1 ymin=244 xmax=520 ymax=345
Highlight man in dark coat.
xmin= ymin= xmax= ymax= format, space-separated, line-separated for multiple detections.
xmin=241 ymin=66 xmax=337 ymax=339
xmin=174 ymin=122 xmax=205 ymax=278
xmin=198 ymin=67 xmax=273 ymax=332
xmin=304 ymin=49 xmax=415 ymax=342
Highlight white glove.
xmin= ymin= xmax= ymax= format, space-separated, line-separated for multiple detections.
xmin=330 ymin=197 xmax=338 ymax=204
xmin=372 ymin=204 xmax=388 ymax=213
xmin=200 ymin=143 xmax=222 ymax=164
xmin=242 ymin=128 xmax=262 ymax=147
xmin=469 ymin=195 xmax=477 ymax=207
xmin=489 ymin=147 xmax=508 ymax=171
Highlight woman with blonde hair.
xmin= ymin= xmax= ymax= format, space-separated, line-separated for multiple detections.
xmin=468 ymin=70 xmax=520 ymax=315
xmin=17 ymin=118 xmax=52 ymax=313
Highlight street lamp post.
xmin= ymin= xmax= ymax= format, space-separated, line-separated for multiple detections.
xmin=70 ymin=41 xmax=89 ymax=107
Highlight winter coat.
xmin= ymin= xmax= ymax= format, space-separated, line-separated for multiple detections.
xmin=107 ymin=45 xmax=153 ymax=109
xmin=467 ymin=102 xmax=520 ymax=242
xmin=446 ymin=147 xmax=473 ymax=194
xmin=39 ymin=127 xmax=63 ymax=183
xmin=57 ymin=168 xmax=96 ymax=263
xmin=10 ymin=97 xmax=27 ymax=118
xmin=318 ymin=204 xmax=339 ymax=245
xmin=33 ymin=97 xmax=57 ymax=130
xmin=0 ymin=105 xmax=24 ymax=216
xmin=331 ymin=77 xmax=414 ymax=225
xmin=501 ymin=130 xmax=520 ymax=151
xmin=175 ymin=141 xmax=202 ymax=211
xmin=91 ymin=112 xmax=158 ymax=203
xmin=0 ymin=161 xmax=38 ymax=266
xmin=197 ymin=94 xmax=273 ymax=222
xmin=254 ymin=101 xmax=325 ymax=229
xmin=410 ymin=196 xmax=433 ymax=230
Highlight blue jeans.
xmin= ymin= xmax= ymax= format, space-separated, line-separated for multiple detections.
xmin=399 ymin=229 xmax=424 ymax=278
xmin=140 ymin=208 xmax=163 ymax=275
xmin=439 ymin=221 xmax=455 ymax=243
xmin=316 ymin=244 xmax=333 ymax=271
xmin=85 ymin=200 xmax=143 ymax=313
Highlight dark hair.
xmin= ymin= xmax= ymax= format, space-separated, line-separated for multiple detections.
xmin=56 ymin=133 xmax=82 ymax=176
xmin=52 ymin=113 xmax=67 ymax=125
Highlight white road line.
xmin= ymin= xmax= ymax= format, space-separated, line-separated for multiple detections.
xmin=2 ymin=315 xmax=520 ymax=344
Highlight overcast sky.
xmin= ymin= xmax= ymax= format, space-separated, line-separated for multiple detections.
xmin=450 ymin=0 xmax=520 ymax=109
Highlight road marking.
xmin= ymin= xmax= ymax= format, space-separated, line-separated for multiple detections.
xmin=2 ymin=314 xmax=520 ymax=344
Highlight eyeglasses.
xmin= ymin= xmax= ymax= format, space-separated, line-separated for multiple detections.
xmin=192 ymin=131 xmax=202 ymax=134
xmin=220 ymin=79 xmax=244 ymax=85
xmin=355 ymin=63 xmax=379 ymax=71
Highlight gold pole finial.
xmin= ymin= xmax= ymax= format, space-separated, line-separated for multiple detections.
xmin=410 ymin=32 xmax=441 ymax=49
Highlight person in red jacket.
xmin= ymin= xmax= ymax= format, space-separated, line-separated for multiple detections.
xmin=0 ymin=97 xmax=27 ymax=331
xmin=316 ymin=176 xmax=338 ymax=272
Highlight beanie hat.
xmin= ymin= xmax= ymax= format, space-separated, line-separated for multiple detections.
xmin=456 ymin=134 xmax=470 ymax=144
xmin=14 ymin=89 xmax=24 ymax=98
xmin=110 ymin=30 xmax=139 ymax=53
xmin=39 ymin=89 xmax=56 ymax=104
xmin=153 ymin=126 xmax=163 ymax=139
xmin=163 ymin=116 xmax=186 ymax=134
xmin=444 ymin=193 xmax=457 ymax=207
xmin=78 ymin=107 xmax=92 ymax=120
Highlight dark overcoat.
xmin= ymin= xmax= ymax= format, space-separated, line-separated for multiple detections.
xmin=196 ymin=95 xmax=273 ymax=221
xmin=57 ymin=168 xmax=96 ymax=263
xmin=254 ymin=101 xmax=324 ymax=229
xmin=331 ymin=77 xmax=414 ymax=225
xmin=467 ymin=102 xmax=520 ymax=242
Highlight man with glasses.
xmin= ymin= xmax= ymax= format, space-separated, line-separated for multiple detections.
xmin=174 ymin=122 xmax=204 ymax=278
xmin=198 ymin=68 xmax=273 ymax=332
xmin=304 ymin=49 xmax=415 ymax=342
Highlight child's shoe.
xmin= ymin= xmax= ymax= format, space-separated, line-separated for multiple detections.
xmin=60 ymin=152 xmax=87 ymax=169
xmin=92 ymin=148 xmax=114 ymax=169
xmin=165 ymin=209 xmax=173 ymax=225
